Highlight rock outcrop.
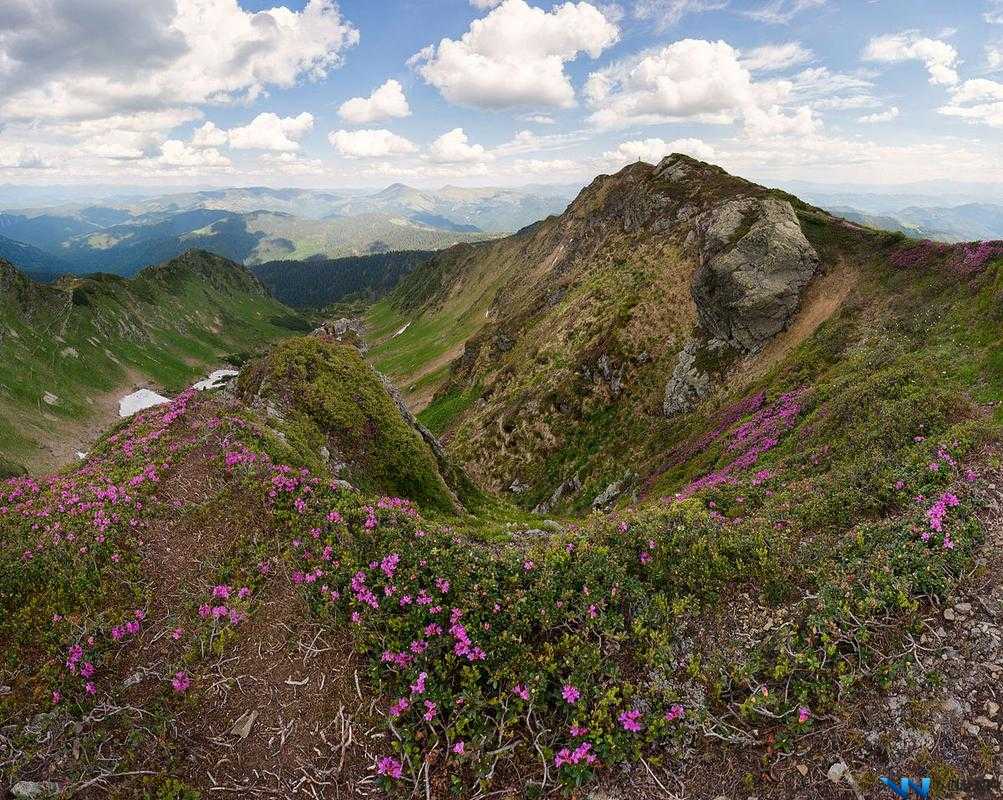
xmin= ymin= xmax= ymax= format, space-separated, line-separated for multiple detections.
xmin=692 ymin=196 xmax=820 ymax=352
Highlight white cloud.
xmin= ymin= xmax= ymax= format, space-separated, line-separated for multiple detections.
xmin=988 ymin=44 xmax=1003 ymax=70
xmin=585 ymin=40 xmax=751 ymax=127
xmin=258 ymin=152 xmax=325 ymax=175
xmin=328 ymin=129 xmax=418 ymax=158
xmin=471 ymin=0 xmax=504 ymax=7
xmin=509 ymin=157 xmax=581 ymax=174
xmin=939 ymin=79 xmax=1003 ymax=128
xmin=743 ymin=0 xmax=825 ymax=24
xmin=0 ymin=144 xmax=49 ymax=169
xmin=584 ymin=38 xmax=815 ymax=136
xmin=0 ymin=0 xmax=360 ymax=122
xmin=428 ymin=128 xmax=492 ymax=163
xmin=862 ymin=31 xmax=959 ymax=86
xmin=987 ymin=1 xmax=1003 ymax=24
xmin=412 ymin=0 xmax=619 ymax=109
xmin=632 ymin=0 xmax=726 ymax=31
xmin=812 ymin=94 xmax=881 ymax=111
xmin=338 ymin=79 xmax=411 ymax=124
xmin=158 ymin=140 xmax=231 ymax=168
xmin=858 ymin=106 xmax=899 ymax=123
xmin=191 ymin=122 xmax=229 ymax=148
xmin=603 ymin=137 xmax=715 ymax=166
xmin=226 ymin=112 xmax=314 ymax=151
xmin=741 ymin=42 xmax=813 ymax=72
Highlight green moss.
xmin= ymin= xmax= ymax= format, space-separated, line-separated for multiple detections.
xmin=238 ymin=337 xmax=464 ymax=514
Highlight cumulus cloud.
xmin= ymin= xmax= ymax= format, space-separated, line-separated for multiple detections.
xmin=428 ymin=128 xmax=492 ymax=163
xmin=191 ymin=122 xmax=229 ymax=148
xmin=603 ymin=137 xmax=715 ymax=165
xmin=0 ymin=0 xmax=360 ymax=121
xmin=741 ymin=42 xmax=813 ymax=72
xmin=584 ymin=38 xmax=815 ymax=136
xmin=743 ymin=0 xmax=825 ymax=24
xmin=411 ymin=0 xmax=619 ymax=109
xmin=338 ymin=79 xmax=411 ymax=124
xmin=328 ymin=129 xmax=418 ymax=158
xmin=939 ymin=79 xmax=1003 ymax=127
xmin=158 ymin=140 xmax=231 ymax=168
xmin=0 ymin=144 xmax=49 ymax=169
xmin=857 ymin=106 xmax=899 ymax=123
xmin=863 ymin=31 xmax=959 ymax=86
xmin=632 ymin=0 xmax=726 ymax=31
xmin=470 ymin=0 xmax=504 ymax=7
xmin=988 ymin=44 xmax=1003 ymax=70
xmin=226 ymin=113 xmax=314 ymax=151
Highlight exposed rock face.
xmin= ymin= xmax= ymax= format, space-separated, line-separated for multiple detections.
xmin=692 ymin=196 xmax=819 ymax=352
xmin=662 ymin=339 xmax=711 ymax=416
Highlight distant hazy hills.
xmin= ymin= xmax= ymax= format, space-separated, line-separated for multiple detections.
xmin=0 ymin=183 xmax=576 ymax=278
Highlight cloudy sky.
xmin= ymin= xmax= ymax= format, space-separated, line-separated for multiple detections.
xmin=1 ymin=0 xmax=1002 ymax=190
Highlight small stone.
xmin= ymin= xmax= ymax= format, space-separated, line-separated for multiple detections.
xmin=11 ymin=782 xmax=61 ymax=799
xmin=827 ymin=762 xmax=847 ymax=783
xmin=987 ymin=701 xmax=999 ymax=718
xmin=230 ymin=709 xmax=258 ymax=739
xmin=975 ymin=715 xmax=999 ymax=731
xmin=944 ymin=608 xmax=956 ymax=621
xmin=796 ymin=764 xmax=808 ymax=776
xmin=966 ymin=722 xmax=982 ymax=735
xmin=955 ymin=602 xmax=972 ymax=614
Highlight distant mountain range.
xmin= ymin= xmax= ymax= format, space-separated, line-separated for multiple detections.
xmin=826 ymin=203 xmax=1003 ymax=243
xmin=0 ymin=184 xmax=576 ymax=278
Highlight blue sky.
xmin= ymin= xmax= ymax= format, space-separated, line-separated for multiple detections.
xmin=1 ymin=0 xmax=1001 ymax=189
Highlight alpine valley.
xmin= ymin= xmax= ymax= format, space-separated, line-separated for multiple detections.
xmin=3 ymin=155 xmax=1003 ymax=800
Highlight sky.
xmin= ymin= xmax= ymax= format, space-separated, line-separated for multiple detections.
xmin=1 ymin=0 xmax=1002 ymax=191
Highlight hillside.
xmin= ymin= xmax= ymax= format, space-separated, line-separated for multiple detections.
xmin=0 ymin=250 xmax=308 ymax=473
xmin=0 ymin=234 xmax=74 ymax=283
xmin=250 ymin=250 xmax=433 ymax=308
xmin=2 ymin=158 xmax=1003 ymax=799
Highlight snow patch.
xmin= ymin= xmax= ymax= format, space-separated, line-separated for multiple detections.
xmin=119 ymin=389 xmax=171 ymax=418
xmin=392 ymin=322 xmax=412 ymax=338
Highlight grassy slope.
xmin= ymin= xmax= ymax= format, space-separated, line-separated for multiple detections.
xmin=0 ymin=250 xmax=309 ymax=471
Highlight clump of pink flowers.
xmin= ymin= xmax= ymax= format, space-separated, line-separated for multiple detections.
xmin=618 ymin=708 xmax=643 ymax=732
xmin=377 ymin=755 xmax=402 ymax=779
xmin=562 ymin=684 xmax=580 ymax=704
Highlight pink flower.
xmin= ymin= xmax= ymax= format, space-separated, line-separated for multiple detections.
xmin=798 ymin=705 xmax=811 ymax=724
xmin=212 ymin=585 xmax=231 ymax=599
xmin=562 ymin=684 xmax=580 ymax=704
xmin=51 ymin=690 xmax=61 ymax=705
xmin=171 ymin=627 xmax=184 ymax=640
xmin=513 ymin=684 xmax=530 ymax=700
xmin=172 ymin=671 xmax=191 ymax=693
xmin=388 ymin=697 xmax=410 ymax=718
xmin=84 ymin=682 xmax=96 ymax=696
xmin=618 ymin=709 xmax=642 ymax=732
xmin=665 ymin=703 xmax=685 ymax=722
xmin=410 ymin=672 xmax=427 ymax=695
xmin=570 ymin=724 xmax=589 ymax=737
xmin=423 ymin=700 xmax=437 ymax=721
xmin=377 ymin=755 xmax=403 ymax=779
xmin=452 ymin=741 xmax=465 ymax=755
